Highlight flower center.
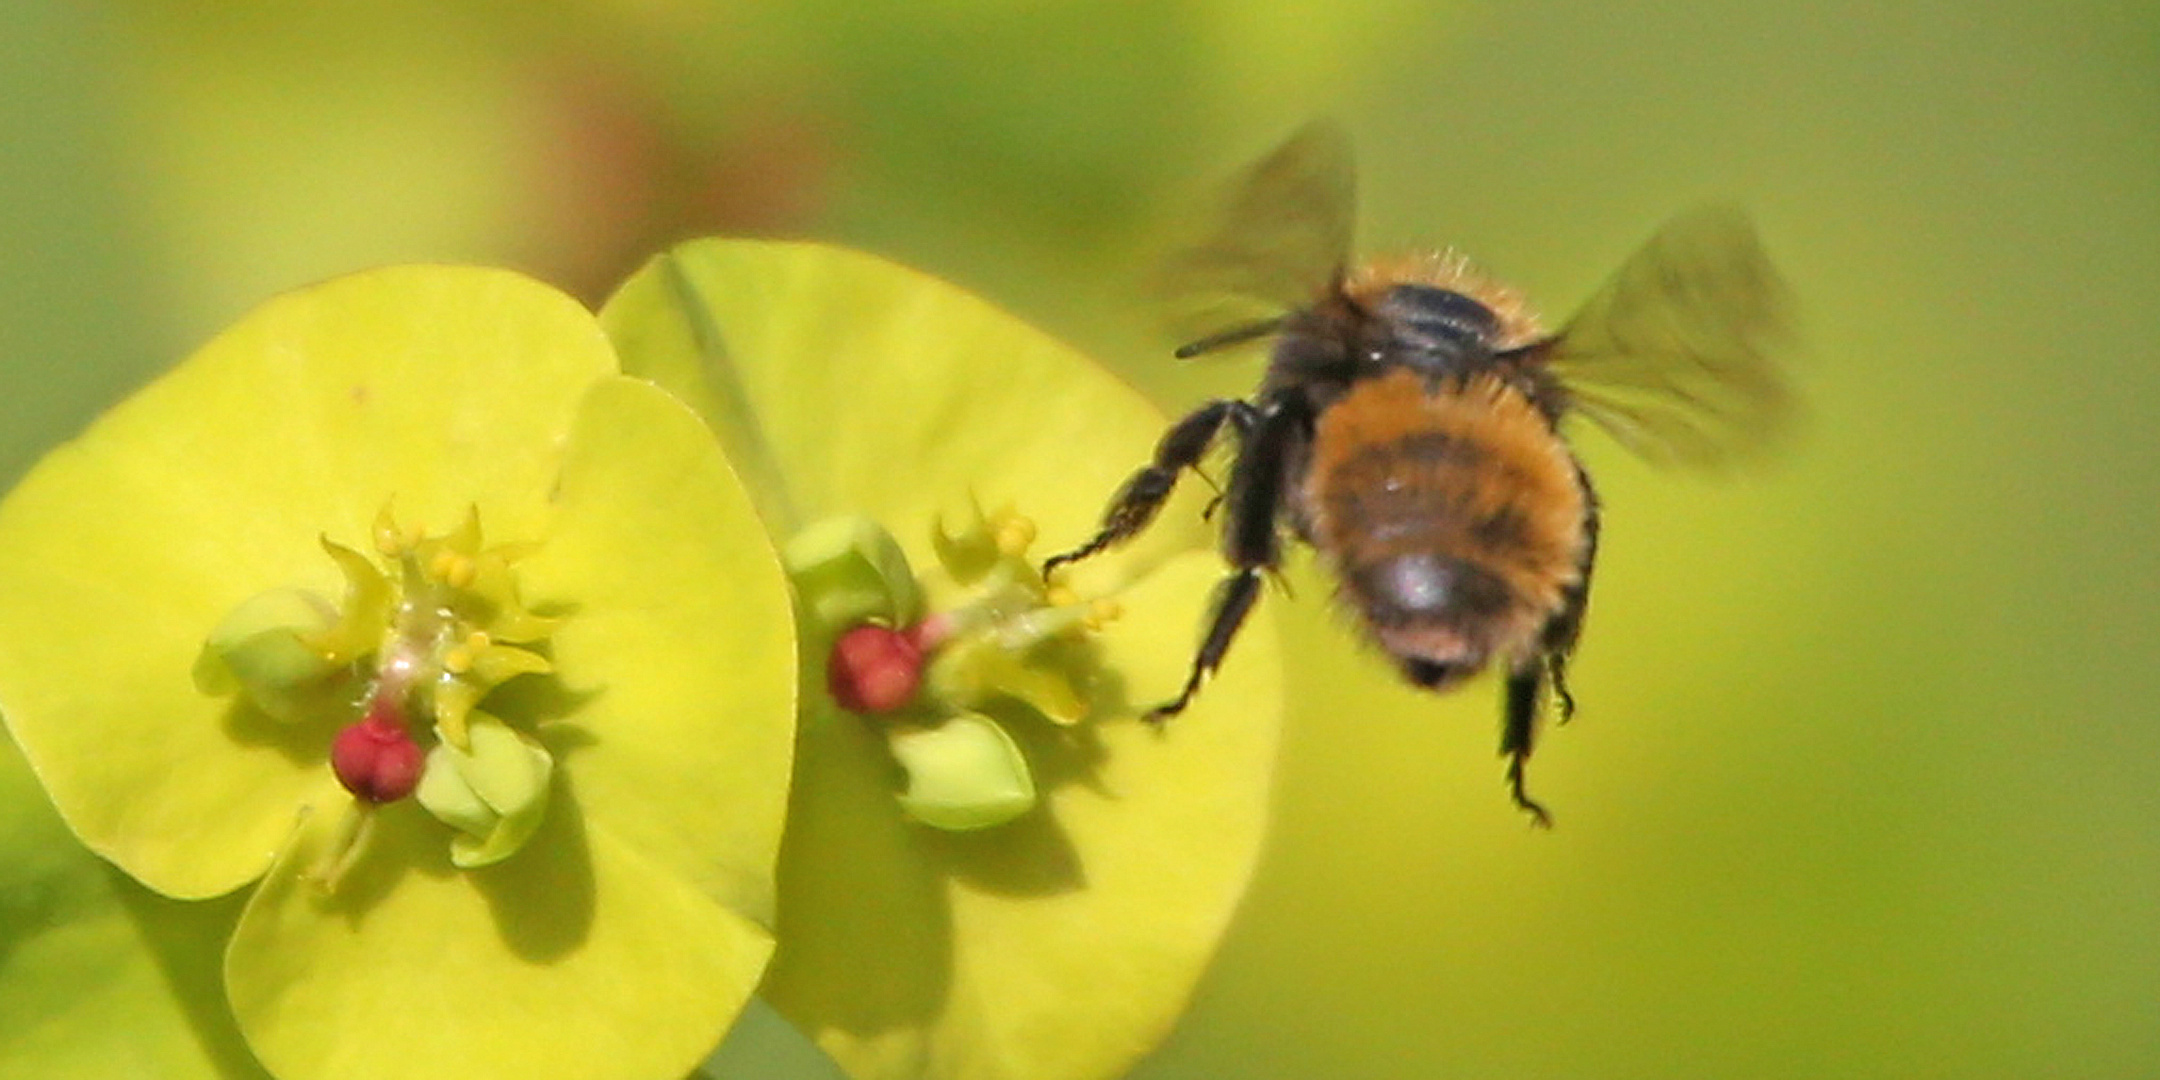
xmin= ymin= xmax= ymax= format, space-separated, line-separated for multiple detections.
xmin=195 ymin=504 xmax=562 ymax=877
xmin=785 ymin=501 xmax=1121 ymax=830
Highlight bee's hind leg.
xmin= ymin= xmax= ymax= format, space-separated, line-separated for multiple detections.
xmin=1500 ymin=466 xmax=1599 ymax=826
xmin=1543 ymin=468 xmax=1600 ymax=724
xmin=1501 ymin=667 xmax=1556 ymax=828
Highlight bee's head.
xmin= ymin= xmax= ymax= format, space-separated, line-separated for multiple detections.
xmin=1376 ymin=284 xmax=1501 ymax=360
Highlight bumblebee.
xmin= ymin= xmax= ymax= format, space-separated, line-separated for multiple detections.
xmin=1045 ymin=123 xmax=1793 ymax=825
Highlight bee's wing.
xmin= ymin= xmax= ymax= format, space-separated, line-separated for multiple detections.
xmin=1531 ymin=206 xmax=1797 ymax=467
xmin=1154 ymin=120 xmax=1358 ymax=350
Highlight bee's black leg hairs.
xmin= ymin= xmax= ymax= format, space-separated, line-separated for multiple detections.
xmin=1501 ymin=670 xmax=1556 ymax=828
xmin=1146 ymin=392 xmax=1307 ymax=723
xmin=1542 ymin=469 xmax=1601 ymax=722
xmin=1146 ymin=569 xmax=1263 ymax=723
xmin=1500 ymin=467 xmax=1600 ymax=828
xmin=1043 ymin=398 xmax=1257 ymax=576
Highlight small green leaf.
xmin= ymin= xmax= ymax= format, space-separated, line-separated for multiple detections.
xmin=413 ymin=745 xmax=493 ymax=838
xmin=414 ymin=712 xmax=553 ymax=869
xmin=192 ymin=586 xmax=342 ymax=715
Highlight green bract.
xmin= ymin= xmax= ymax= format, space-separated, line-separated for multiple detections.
xmin=604 ymin=241 xmax=1284 ymax=1080
xmin=0 ymin=268 xmax=796 ymax=1080
xmin=0 ymin=733 xmax=268 ymax=1078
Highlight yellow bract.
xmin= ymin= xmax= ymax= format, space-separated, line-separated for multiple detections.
xmin=0 ymin=267 xmax=798 ymax=1080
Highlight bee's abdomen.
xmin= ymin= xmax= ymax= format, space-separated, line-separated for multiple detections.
xmin=1303 ymin=371 xmax=1588 ymax=658
xmin=1344 ymin=550 xmax=1517 ymax=628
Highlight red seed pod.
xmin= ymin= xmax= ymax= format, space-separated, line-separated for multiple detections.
xmin=828 ymin=623 xmax=924 ymax=714
xmin=331 ymin=701 xmax=426 ymax=803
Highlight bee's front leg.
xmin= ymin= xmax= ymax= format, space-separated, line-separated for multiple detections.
xmin=1043 ymin=398 xmax=1256 ymax=576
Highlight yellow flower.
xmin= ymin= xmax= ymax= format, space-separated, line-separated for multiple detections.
xmin=604 ymin=241 xmax=1285 ymax=1080
xmin=0 ymin=267 xmax=796 ymax=1080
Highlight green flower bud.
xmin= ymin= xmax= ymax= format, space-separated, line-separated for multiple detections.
xmin=192 ymin=587 xmax=345 ymax=721
xmin=889 ymin=711 xmax=1036 ymax=830
xmin=413 ymin=711 xmax=554 ymax=868
xmin=783 ymin=515 xmax=924 ymax=635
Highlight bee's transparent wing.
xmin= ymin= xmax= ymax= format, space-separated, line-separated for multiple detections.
xmin=1532 ymin=205 xmax=1798 ymax=467
xmin=1154 ymin=120 xmax=1358 ymax=351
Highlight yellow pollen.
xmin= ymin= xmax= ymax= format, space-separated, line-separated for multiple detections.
xmin=1084 ymin=598 xmax=1123 ymax=630
xmin=995 ymin=516 xmax=1037 ymax=557
xmin=1045 ymin=584 xmax=1079 ymax=608
xmin=430 ymin=550 xmax=477 ymax=588
xmin=444 ymin=644 xmax=473 ymax=675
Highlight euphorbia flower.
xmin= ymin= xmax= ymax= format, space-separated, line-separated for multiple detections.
xmin=603 ymin=242 xmax=1284 ymax=1080
xmin=0 ymin=268 xmax=797 ymax=1080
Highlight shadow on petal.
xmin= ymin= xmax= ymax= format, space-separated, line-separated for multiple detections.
xmin=1051 ymin=632 xmax=1139 ymax=726
xmin=470 ymin=773 xmax=597 ymax=964
xmin=920 ymin=804 xmax=1085 ymax=899
xmin=485 ymin=661 xmax=602 ymax=729
xmin=922 ymin=704 xmax=1097 ymax=898
xmin=112 ymin=869 xmax=267 ymax=1076
xmin=218 ymin=695 xmax=343 ymax=768
xmin=767 ymin=711 xmax=955 ymax=1038
xmin=316 ymin=807 xmax=439 ymax=927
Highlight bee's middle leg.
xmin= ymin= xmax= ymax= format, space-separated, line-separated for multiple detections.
xmin=1147 ymin=394 xmax=1305 ymax=722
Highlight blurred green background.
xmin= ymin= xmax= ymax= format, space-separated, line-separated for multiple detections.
xmin=4 ymin=1 xmax=2156 ymax=1077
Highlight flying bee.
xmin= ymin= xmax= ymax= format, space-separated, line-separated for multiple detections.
xmin=1044 ymin=122 xmax=1794 ymax=825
